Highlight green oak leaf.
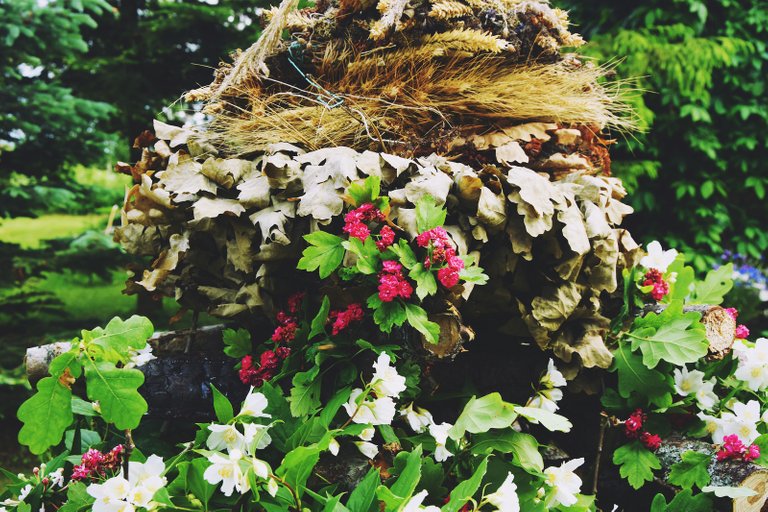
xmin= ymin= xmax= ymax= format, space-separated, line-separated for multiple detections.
xmin=650 ymin=489 xmax=712 ymax=512
xmin=409 ymin=263 xmax=437 ymax=300
xmin=17 ymin=376 xmax=73 ymax=454
xmin=297 ymin=231 xmax=345 ymax=278
xmin=689 ymin=263 xmax=733 ymax=305
xmin=613 ymin=441 xmax=661 ymax=489
xmin=668 ymin=450 xmax=711 ymax=490
xmin=84 ymin=315 xmax=154 ymax=362
xmin=612 ymin=342 xmax=672 ymax=407
xmin=450 ymin=393 xmax=518 ymax=440
xmin=629 ymin=301 xmax=708 ymax=368
xmin=404 ymin=303 xmax=440 ymax=344
xmin=222 ymin=328 xmax=251 ymax=359
xmin=415 ymin=195 xmax=446 ymax=233
xmin=666 ymin=255 xmax=695 ymax=302
xmin=83 ymin=359 xmax=147 ymax=430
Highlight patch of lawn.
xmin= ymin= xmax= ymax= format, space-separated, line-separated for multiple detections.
xmin=0 ymin=213 xmax=109 ymax=249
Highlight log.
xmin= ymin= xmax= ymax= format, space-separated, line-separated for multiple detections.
xmin=641 ymin=304 xmax=736 ymax=359
xmin=656 ymin=436 xmax=768 ymax=512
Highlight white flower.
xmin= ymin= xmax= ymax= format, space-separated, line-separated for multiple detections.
xmin=401 ymin=403 xmax=434 ymax=433
xmin=328 ymin=438 xmax=340 ymax=456
xmin=544 ymin=458 xmax=584 ymax=508
xmin=18 ymin=484 xmax=33 ymax=502
xmin=359 ymin=427 xmax=375 ymax=442
xmin=127 ymin=486 xmax=154 ymax=509
xmin=542 ymin=359 xmax=567 ymax=388
xmin=716 ymin=400 xmax=762 ymax=444
xmin=127 ymin=455 xmax=166 ymax=496
xmin=126 ymin=345 xmax=156 ymax=369
xmin=694 ymin=379 xmax=718 ymax=411
xmin=371 ymin=352 xmax=407 ymax=399
xmin=251 ymin=457 xmax=270 ymax=480
xmin=354 ymin=441 xmax=379 ymax=459
xmin=207 ymin=424 xmax=246 ymax=453
xmin=640 ymin=241 xmax=678 ymax=272
xmin=402 ymin=490 xmax=441 ymax=512
xmin=528 ymin=387 xmax=563 ymax=414
xmin=734 ymin=339 xmax=768 ymax=391
xmin=428 ymin=422 xmax=453 ymax=462
xmin=239 ymin=390 xmax=271 ymax=418
xmin=673 ymin=367 xmax=705 ymax=396
xmin=343 ymin=389 xmax=397 ymax=425
xmin=203 ymin=450 xmax=249 ymax=496
xmin=267 ymin=478 xmax=279 ymax=497
xmin=243 ymin=422 xmax=272 ymax=452
xmin=485 ymin=472 xmax=520 ymax=512
xmin=88 ymin=476 xmax=133 ymax=512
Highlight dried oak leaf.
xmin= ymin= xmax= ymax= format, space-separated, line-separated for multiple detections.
xmin=249 ymin=200 xmax=296 ymax=247
xmin=201 ymin=157 xmax=253 ymax=189
xmin=296 ymin=147 xmax=361 ymax=221
xmin=192 ymin=198 xmax=246 ymax=221
xmin=153 ymin=119 xmax=192 ymax=148
xmin=136 ymin=232 xmax=191 ymax=292
xmin=159 ymin=156 xmax=217 ymax=196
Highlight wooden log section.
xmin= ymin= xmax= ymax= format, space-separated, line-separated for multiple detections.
xmin=656 ymin=436 xmax=768 ymax=512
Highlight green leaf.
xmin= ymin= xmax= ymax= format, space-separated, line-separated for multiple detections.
xmin=752 ymin=434 xmax=768 ymax=467
xmin=613 ymin=441 xmax=661 ymax=489
xmin=347 ymin=175 xmax=381 ymax=206
xmin=409 ymin=263 xmax=437 ymax=300
xmin=323 ymin=495 xmax=350 ymax=512
xmin=415 ymin=195 xmax=446 ymax=233
xmin=58 ymin=481 xmax=93 ymax=512
xmin=367 ymin=295 xmax=407 ymax=333
xmin=450 ymin=393 xmax=518 ymax=440
xmin=18 ymin=376 xmax=74 ymax=454
xmin=346 ymin=467 xmax=380 ymax=512
xmin=650 ymin=489 xmax=713 ymax=512
xmin=629 ymin=302 xmax=708 ymax=368
xmin=277 ymin=445 xmax=321 ymax=499
xmin=49 ymin=349 xmax=83 ymax=379
xmin=668 ymin=451 xmax=711 ymax=490
xmin=85 ymin=315 xmax=154 ymax=360
xmin=343 ymin=237 xmax=379 ymax=275
xmin=309 ymin=296 xmax=331 ymax=339
xmin=390 ymin=239 xmax=418 ymax=270
xmin=404 ymin=303 xmax=440 ymax=344
xmin=390 ymin=446 xmax=423 ymax=498
xmin=222 ymin=328 xmax=252 ymax=359
xmin=297 ymin=231 xmax=345 ymax=278
xmin=689 ymin=263 xmax=733 ymax=305
xmin=470 ymin=430 xmax=543 ymax=473
xmin=288 ymin=366 xmax=321 ymax=418
xmin=515 ymin=406 xmax=572 ymax=432
xmin=320 ymin=387 xmax=351 ymax=428
xmin=210 ymin=384 xmax=234 ymax=423
xmin=188 ymin=457 xmax=216 ymax=508
xmin=83 ymin=359 xmax=147 ymax=430
xmin=667 ymin=256 xmax=695 ymax=302
xmin=441 ymin=457 xmax=488 ymax=512
xmin=612 ymin=342 xmax=672 ymax=407
xmin=458 ymin=266 xmax=489 ymax=285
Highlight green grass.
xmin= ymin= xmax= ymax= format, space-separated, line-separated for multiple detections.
xmin=0 ymin=213 xmax=109 ymax=249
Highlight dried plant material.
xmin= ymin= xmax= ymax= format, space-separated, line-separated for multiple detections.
xmin=193 ymin=198 xmax=246 ymax=220
xmin=421 ymin=29 xmax=508 ymax=53
xmin=159 ymin=157 xmax=218 ymax=196
xmin=369 ymin=0 xmax=410 ymax=40
xmin=495 ymin=141 xmax=529 ymax=164
xmin=428 ymin=0 xmax=472 ymax=20
xmin=137 ymin=233 xmax=190 ymax=292
xmin=201 ymin=157 xmax=252 ymax=188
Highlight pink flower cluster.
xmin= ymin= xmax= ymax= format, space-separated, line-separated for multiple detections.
xmin=725 ymin=308 xmax=750 ymax=339
xmin=343 ymin=203 xmax=385 ymax=242
xmin=378 ymin=260 xmax=413 ymax=302
xmin=416 ymin=227 xmax=465 ymax=288
xmin=623 ymin=409 xmax=662 ymax=451
xmin=716 ymin=434 xmax=760 ymax=462
xmin=239 ymin=348 xmax=290 ymax=387
xmin=376 ymin=225 xmax=395 ymax=251
xmin=642 ymin=269 xmax=670 ymax=301
xmin=271 ymin=292 xmax=304 ymax=343
xmin=71 ymin=445 xmax=124 ymax=481
xmin=330 ymin=303 xmax=364 ymax=335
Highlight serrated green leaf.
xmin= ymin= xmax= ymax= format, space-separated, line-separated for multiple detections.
xmin=84 ymin=315 xmax=154 ymax=361
xmin=367 ymin=295 xmax=407 ymax=333
xmin=83 ymin=359 xmax=147 ymax=430
xmin=409 ymin=263 xmax=437 ymax=300
xmin=612 ymin=342 xmax=672 ymax=407
xmin=343 ymin=237 xmax=380 ymax=275
xmin=288 ymin=366 xmax=321 ymax=418
xmin=18 ymin=376 xmax=73 ymax=454
xmin=629 ymin=302 xmax=708 ymax=368
xmin=404 ymin=303 xmax=440 ymax=344
xmin=753 ymin=434 xmax=768 ymax=467
xmin=346 ymin=467 xmax=380 ymax=512
xmin=298 ymin=231 xmax=345 ymax=278
xmin=441 ymin=457 xmax=488 ymax=512
xmin=390 ymin=239 xmax=418 ymax=270
xmin=458 ymin=266 xmax=489 ymax=284
xmin=470 ymin=430 xmax=543 ymax=473
xmin=210 ymin=383 xmax=234 ymax=423
xmin=689 ymin=263 xmax=733 ymax=305
xmin=651 ymin=489 xmax=713 ymax=512
xmin=450 ymin=393 xmax=518 ymax=440
xmin=668 ymin=450 xmax=711 ymax=490
xmin=415 ymin=195 xmax=446 ymax=233
xmin=347 ymin=175 xmax=381 ymax=206
xmin=613 ymin=441 xmax=661 ymax=489
xmin=309 ymin=296 xmax=331 ymax=339
xmin=222 ymin=328 xmax=251 ymax=359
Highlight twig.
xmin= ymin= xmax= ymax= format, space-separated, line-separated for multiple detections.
xmin=123 ymin=429 xmax=134 ymax=480
xmin=592 ymin=413 xmax=608 ymax=495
